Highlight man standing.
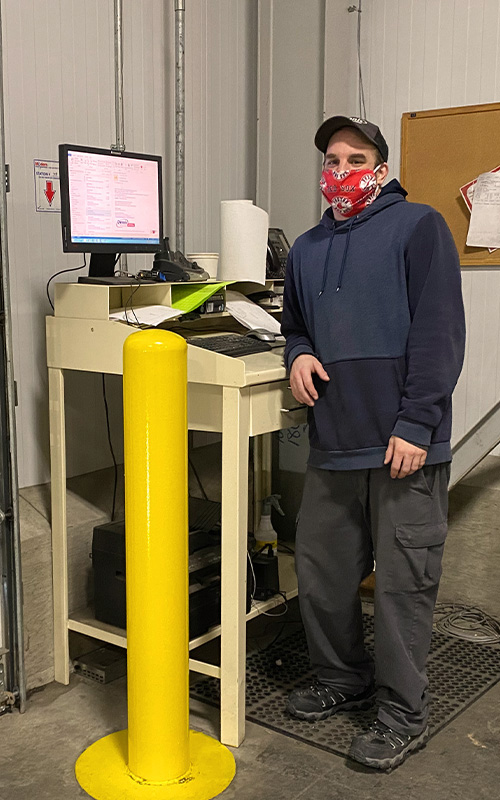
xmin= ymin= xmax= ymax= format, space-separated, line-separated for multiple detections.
xmin=281 ymin=115 xmax=465 ymax=771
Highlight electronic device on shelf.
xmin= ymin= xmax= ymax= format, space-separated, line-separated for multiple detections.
xmin=185 ymin=333 xmax=272 ymax=357
xmin=59 ymin=143 xmax=163 ymax=277
xmin=266 ymin=227 xmax=290 ymax=279
xmin=91 ymin=497 xmax=251 ymax=637
xmin=151 ymin=237 xmax=209 ymax=282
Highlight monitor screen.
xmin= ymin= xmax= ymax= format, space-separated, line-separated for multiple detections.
xmin=59 ymin=144 xmax=163 ymax=254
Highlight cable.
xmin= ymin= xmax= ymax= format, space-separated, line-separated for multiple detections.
xmin=247 ymin=550 xmax=257 ymax=602
xmin=188 ymin=456 xmax=209 ymax=501
xmin=260 ymin=591 xmax=289 ymax=617
xmin=277 ymin=542 xmax=295 ymax=555
xmin=101 ymin=374 xmax=118 ymax=522
xmin=356 ymin=1 xmax=367 ymax=119
xmin=123 ymin=280 xmax=143 ymax=327
xmin=434 ymin=603 xmax=500 ymax=644
xmin=46 ymin=255 xmax=87 ymax=310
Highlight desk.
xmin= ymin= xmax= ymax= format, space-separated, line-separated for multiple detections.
xmin=46 ymin=282 xmax=306 ymax=746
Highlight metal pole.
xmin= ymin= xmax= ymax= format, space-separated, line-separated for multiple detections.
xmin=124 ymin=330 xmax=190 ymax=780
xmin=175 ymin=0 xmax=185 ymax=254
xmin=0 ymin=3 xmax=26 ymax=713
xmin=112 ymin=0 xmax=127 ymax=273
xmin=75 ymin=330 xmax=235 ymax=799
xmin=113 ymin=0 xmax=125 ymax=151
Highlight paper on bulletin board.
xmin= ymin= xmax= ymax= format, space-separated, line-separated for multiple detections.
xmin=460 ymin=165 xmax=500 ymax=253
xmin=170 ymin=281 xmax=233 ymax=313
xmin=465 ymin=172 xmax=500 ymax=249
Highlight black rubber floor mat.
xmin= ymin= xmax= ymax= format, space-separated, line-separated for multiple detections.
xmin=190 ymin=614 xmax=500 ymax=757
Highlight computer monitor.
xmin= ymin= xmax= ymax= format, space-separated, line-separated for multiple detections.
xmin=59 ymin=143 xmax=163 ymax=276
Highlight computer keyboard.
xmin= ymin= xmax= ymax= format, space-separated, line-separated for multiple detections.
xmin=185 ymin=333 xmax=272 ymax=357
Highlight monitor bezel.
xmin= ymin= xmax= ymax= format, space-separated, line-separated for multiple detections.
xmin=59 ymin=143 xmax=163 ymax=254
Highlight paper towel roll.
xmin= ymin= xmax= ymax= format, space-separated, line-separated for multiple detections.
xmin=217 ymin=200 xmax=269 ymax=284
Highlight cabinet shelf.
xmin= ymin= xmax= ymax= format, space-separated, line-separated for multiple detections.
xmin=68 ymin=553 xmax=298 ymax=673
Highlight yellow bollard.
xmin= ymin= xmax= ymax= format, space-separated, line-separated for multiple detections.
xmin=75 ymin=330 xmax=235 ymax=800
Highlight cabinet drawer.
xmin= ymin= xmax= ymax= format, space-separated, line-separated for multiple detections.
xmin=249 ymin=380 xmax=307 ymax=436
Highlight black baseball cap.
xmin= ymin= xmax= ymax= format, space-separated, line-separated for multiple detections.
xmin=315 ymin=115 xmax=389 ymax=162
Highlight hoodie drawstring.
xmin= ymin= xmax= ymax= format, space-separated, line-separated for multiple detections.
xmin=318 ymin=227 xmax=335 ymax=297
xmin=318 ymin=217 xmax=354 ymax=297
xmin=336 ymin=218 xmax=354 ymax=292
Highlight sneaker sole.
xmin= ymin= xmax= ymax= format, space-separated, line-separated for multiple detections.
xmin=286 ymin=693 xmax=376 ymax=722
xmin=348 ymin=726 xmax=430 ymax=771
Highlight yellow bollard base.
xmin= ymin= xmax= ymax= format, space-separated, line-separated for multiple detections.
xmin=75 ymin=729 xmax=236 ymax=800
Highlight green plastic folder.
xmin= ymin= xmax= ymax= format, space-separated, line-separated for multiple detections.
xmin=170 ymin=281 xmax=233 ymax=313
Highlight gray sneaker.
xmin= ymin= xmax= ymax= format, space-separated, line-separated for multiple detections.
xmin=349 ymin=720 xmax=430 ymax=771
xmin=286 ymin=681 xmax=376 ymax=721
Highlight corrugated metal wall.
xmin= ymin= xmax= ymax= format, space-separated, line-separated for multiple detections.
xmin=4 ymin=0 xmax=500 ymax=487
xmin=3 ymin=0 xmax=257 ymax=487
xmin=324 ymin=0 xmax=500 ymax=447
xmin=184 ymin=1 xmax=258 ymax=254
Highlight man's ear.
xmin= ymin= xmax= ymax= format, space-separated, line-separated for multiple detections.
xmin=376 ymin=163 xmax=389 ymax=185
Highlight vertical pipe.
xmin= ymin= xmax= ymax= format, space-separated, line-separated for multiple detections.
xmin=175 ymin=0 xmax=185 ymax=254
xmin=113 ymin=0 xmax=125 ymax=150
xmin=113 ymin=0 xmax=127 ymax=272
xmin=123 ymin=329 xmax=190 ymax=782
xmin=0 ymin=3 xmax=25 ymax=713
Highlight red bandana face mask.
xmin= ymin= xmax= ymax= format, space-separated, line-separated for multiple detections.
xmin=320 ymin=166 xmax=381 ymax=217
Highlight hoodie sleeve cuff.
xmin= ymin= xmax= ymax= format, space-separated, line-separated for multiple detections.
xmin=285 ymin=344 xmax=317 ymax=371
xmin=391 ymin=418 xmax=433 ymax=448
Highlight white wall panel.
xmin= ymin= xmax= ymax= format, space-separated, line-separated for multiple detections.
xmin=2 ymin=0 xmax=168 ymax=487
xmin=184 ymin=0 xmax=258 ymax=255
xmin=257 ymin=0 xmax=325 ymax=245
xmin=3 ymin=0 xmax=258 ymax=487
xmin=325 ymin=0 xmax=500 ymax=451
xmin=6 ymin=0 xmax=500 ymax=487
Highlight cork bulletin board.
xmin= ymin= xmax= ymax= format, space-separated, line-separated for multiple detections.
xmin=400 ymin=102 xmax=500 ymax=266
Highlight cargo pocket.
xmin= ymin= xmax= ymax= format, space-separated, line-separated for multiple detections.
xmin=387 ymin=521 xmax=447 ymax=593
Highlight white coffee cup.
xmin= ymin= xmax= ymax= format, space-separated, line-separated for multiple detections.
xmin=186 ymin=253 xmax=219 ymax=279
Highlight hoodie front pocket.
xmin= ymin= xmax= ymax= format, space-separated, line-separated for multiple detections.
xmin=309 ymin=357 xmax=406 ymax=452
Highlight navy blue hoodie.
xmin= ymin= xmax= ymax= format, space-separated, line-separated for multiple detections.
xmin=281 ymin=179 xmax=466 ymax=470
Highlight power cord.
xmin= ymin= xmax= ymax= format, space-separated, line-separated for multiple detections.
xmin=101 ymin=374 xmax=118 ymax=521
xmin=46 ymin=255 xmax=87 ymax=310
xmin=434 ymin=603 xmax=500 ymax=644
xmin=247 ymin=550 xmax=288 ymax=617
xmin=260 ymin=591 xmax=288 ymax=617
xmin=349 ymin=3 xmax=367 ymax=119
xmin=122 ymin=280 xmax=143 ymax=326
xmin=278 ymin=542 xmax=295 ymax=555
xmin=357 ymin=0 xmax=367 ymax=118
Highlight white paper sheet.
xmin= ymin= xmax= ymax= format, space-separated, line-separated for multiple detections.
xmin=225 ymin=290 xmax=282 ymax=334
xmin=466 ymin=172 xmax=500 ymax=248
xmin=109 ymin=304 xmax=185 ymax=326
xmin=460 ymin=167 xmax=500 ymax=253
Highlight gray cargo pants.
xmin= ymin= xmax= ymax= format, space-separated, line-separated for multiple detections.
xmin=295 ymin=462 xmax=450 ymax=736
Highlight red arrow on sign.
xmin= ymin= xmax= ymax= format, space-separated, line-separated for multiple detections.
xmin=44 ymin=181 xmax=56 ymax=205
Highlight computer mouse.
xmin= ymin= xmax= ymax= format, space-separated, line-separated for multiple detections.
xmin=245 ymin=328 xmax=277 ymax=342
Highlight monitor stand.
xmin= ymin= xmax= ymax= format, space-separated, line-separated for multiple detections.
xmin=89 ymin=252 xmax=117 ymax=278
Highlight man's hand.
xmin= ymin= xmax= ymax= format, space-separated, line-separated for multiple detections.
xmin=384 ymin=435 xmax=427 ymax=479
xmin=290 ymin=354 xmax=330 ymax=406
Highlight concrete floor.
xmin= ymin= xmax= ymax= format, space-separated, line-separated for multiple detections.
xmin=3 ymin=456 xmax=500 ymax=800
